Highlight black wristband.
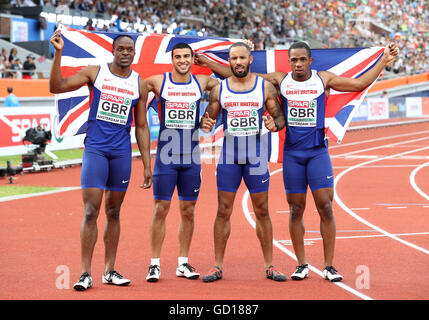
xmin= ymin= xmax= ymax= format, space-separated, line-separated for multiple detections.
xmin=274 ymin=121 xmax=280 ymax=132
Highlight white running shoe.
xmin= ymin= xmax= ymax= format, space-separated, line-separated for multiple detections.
xmin=146 ymin=265 xmax=161 ymax=282
xmin=102 ymin=270 xmax=131 ymax=286
xmin=323 ymin=266 xmax=343 ymax=282
xmin=176 ymin=263 xmax=200 ymax=279
xmin=73 ymin=272 xmax=93 ymax=291
xmin=291 ymin=264 xmax=309 ymax=280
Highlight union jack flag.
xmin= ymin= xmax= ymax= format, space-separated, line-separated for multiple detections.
xmin=55 ymin=26 xmax=238 ymax=137
xmin=202 ymin=47 xmax=384 ymax=163
xmin=55 ymin=27 xmax=383 ymax=163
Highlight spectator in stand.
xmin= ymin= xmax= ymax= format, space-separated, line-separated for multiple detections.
xmin=4 ymin=87 xmax=20 ymax=107
xmin=10 ymin=58 xmax=22 ymax=79
xmin=8 ymin=48 xmax=18 ymax=63
xmin=22 ymin=55 xmax=36 ymax=79
xmin=18 ymin=0 xmax=427 ymax=76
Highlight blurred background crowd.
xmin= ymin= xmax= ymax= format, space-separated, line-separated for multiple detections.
xmin=5 ymin=0 xmax=429 ymax=77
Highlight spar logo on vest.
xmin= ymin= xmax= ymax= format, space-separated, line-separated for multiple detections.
xmin=165 ymin=101 xmax=197 ymax=129
xmin=227 ymin=107 xmax=259 ymax=136
xmin=97 ymin=91 xmax=133 ymax=125
xmin=287 ymin=99 xmax=317 ymax=127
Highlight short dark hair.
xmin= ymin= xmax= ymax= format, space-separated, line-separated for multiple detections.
xmin=171 ymin=42 xmax=194 ymax=57
xmin=112 ymin=34 xmax=135 ymax=48
xmin=7 ymin=87 xmax=13 ymax=93
xmin=228 ymin=42 xmax=251 ymax=55
xmin=289 ymin=41 xmax=312 ymax=57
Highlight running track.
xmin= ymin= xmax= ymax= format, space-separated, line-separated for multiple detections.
xmin=1 ymin=121 xmax=428 ymax=300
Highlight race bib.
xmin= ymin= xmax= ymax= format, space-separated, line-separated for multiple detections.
xmin=227 ymin=108 xmax=259 ymax=136
xmin=165 ymin=101 xmax=197 ymax=129
xmin=287 ymin=99 xmax=317 ymax=127
xmin=96 ymin=92 xmax=132 ymax=125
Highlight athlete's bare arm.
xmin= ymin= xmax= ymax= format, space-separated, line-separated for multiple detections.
xmin=195 ymin=74 xmax=221 ymax=92
xmin=319 ymin=43 xmax=398 ymax=93
xmin=253 ymin=72 xmax=286 ymax=89
xmin=263 ymin=80 xmax=285 ymax=132
xmin=200 ymin=84 xmax=221 ymax=133
xmin=134 ymin=78 xmax=152 ymax=189
xmin=145 ymin=74 xmax=164 ymax=99
xmin=49 ymin=29 xmax=98 ymax=93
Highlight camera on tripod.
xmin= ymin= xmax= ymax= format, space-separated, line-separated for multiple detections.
xmin=21 ymin=125 xmax=54 ymax=169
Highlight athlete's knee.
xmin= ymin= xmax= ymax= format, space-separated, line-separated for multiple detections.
xmin=180 ymin=202 xmax=196 ymax=221
xmin=153 ymin=200 xmax=170 ymax=220
xmin=217 ymin=201 xmax=233 ymax=220
xmin=83 ymin=202 xmax=101 ymax=222
xmin=317 ymin=201 xmax=334 ymax=221
xmin=288 ymin=202 xmax=305 ymax=221
xmin=105 ymin=205 xmax=121 ymax=221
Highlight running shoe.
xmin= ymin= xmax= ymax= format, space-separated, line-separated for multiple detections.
xmin=202 ymin=266 xmax=223 ymax=282
xmin=73 ymin=272 xmax=93 ymax=291
xmin=146 ymin=265 xmax=161 ymax=282
xmin=323 ymin=266 xmax=343 ymax=282
xmin=265 ymin=265 xmax=287 ymax=281
xmin=102 ymin=270 xmax=131 ymax=286
xmin=176 ymin=263 xmax=200 ymax=279
xmin=291 ymin=264 xmax=309 ymax=280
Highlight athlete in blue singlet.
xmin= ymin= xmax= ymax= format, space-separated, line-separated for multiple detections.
xmin=260 ymin=41 xmax=398 ymax=282
xmin=50 ymin=30 xmax=152 ymax=291
xmin=144 ymin=43 xmax=221 ymax=282
xmin=199 ymin=42 xmax=287 ymax=282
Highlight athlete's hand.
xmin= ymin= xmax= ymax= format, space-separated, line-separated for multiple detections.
xmin=243 ymin=39 xmax=255 ymax=51
xmin=141 ymin=168 xmax=153 ymax=189
xmin=200 ymin=112 xmax=216 ymax=133
xmin=263 ymin=114 xmax=278 ymax=132
xmin=383 ymin=43 xmax=399 ymax=66
xmin=50 ymin=29 xmax=64 ymax=52
xmin=194 ymin=53 xmax=210 ymax=67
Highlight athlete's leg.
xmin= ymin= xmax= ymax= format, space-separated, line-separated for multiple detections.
xmin=176 ymin=163 xmax=201 ymax=258
xmin=150 ymin=199 xmax=172 ymax=258
xmin=177 ymin=200 xmax=197 ymax=257
xmin=102 ymin=151 xmax=132 ymax=274
xmin=287 ymin=192 xmax=308 ymax=266
xmin=307 ymin=147 xmax=336 ymax=267
xmin=249 ymin=191 xmax=273 ymax=268
xmin=79 ymin=149 xmax=109 ymax=275
xmin=80 ymin=188 xmax=104 ymax=275
xmin=213 ymin=190 xmax=237 ymax=269
xmin=103 ymin=190 xmax=126 ymax=274
xmin=312 ymin=187 xmax=335 ymax=267
xmin=283 ymin=149 xmax=309 ymax=266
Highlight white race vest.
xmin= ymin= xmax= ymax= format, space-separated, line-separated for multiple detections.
xmin=220 ymin=76 xmax=265 ymax=137
xmin=160 ymin=72 xmax=202 ymax=130
xmin=279 ymin=70 xmax=325 ymax=128
xmin=93 ymin=63 xmax=140 ymax=125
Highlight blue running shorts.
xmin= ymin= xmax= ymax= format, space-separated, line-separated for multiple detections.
xmin=216 ymin=161 xmax=270 ymax=194
xmin=81 ymin=147 xmax=132 ymax=192
xmin=153 ymin=154 xmax=201 ymax=201
xmin=283 ymin=146 xmax=334 ymax=194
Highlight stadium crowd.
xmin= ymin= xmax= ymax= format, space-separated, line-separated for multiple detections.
xmin=9 ymin=0 xmax=429 ymax=76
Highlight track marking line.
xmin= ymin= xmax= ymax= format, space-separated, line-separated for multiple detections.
xmin=242 ymin=168 xmax=373 ymax=301
xmin=329 ymin=129 xmax=429 ymax=150
xmin=0 ymin=187 xmax=80 ymax=202
xmin=297 ymin=231 xmax=429 ymax=242
xmin=334 ymin=136 xmax=429 ymax=158
xmin=410 ymin=161 xmax=429 ymax=201
xmin=334 ymin=143 xmax=429 ymax=255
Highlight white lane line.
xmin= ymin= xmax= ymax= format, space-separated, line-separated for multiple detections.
xmin=297 ymin=232 xmax=429 ymax=242
xmin=410 ymin=161 xmax=429 ymax=201
xmin=241 ymin=168 xmax=373 ymax=301
xmin=334 ymin=144 xmax=429 ymax=255
xmin=334 ymin=136 xmax=429 ymax=158
xmin=329 ymin=129 xmax=429 ymax=150
xmin=0 ymin=187 xmax=80 ymax=202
